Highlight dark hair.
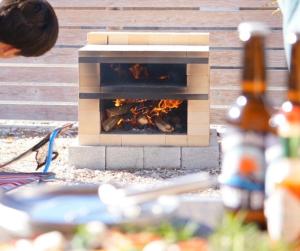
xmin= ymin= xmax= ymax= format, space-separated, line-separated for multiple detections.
xmin=0 ymin=0 xmax=58 ymax=57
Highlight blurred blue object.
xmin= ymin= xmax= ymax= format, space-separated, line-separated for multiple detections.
xmin=278 ymin=0 xmax=300 ymax=67
xmin=43 ymin=128 xmax=60 ymax=173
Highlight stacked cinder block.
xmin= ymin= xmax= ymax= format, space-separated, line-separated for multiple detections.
xmin=69 ymin=130 xmax=219 ymax=170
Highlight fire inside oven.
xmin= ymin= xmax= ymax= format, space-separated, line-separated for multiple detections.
xmin=101 ymin=99 xmax=187 ymax=134
xmin=101 ymin=63 xmax=187 ymax=87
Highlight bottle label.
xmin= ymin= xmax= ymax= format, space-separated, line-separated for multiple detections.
xmin=281 ymin=136 xmax=300 ymax=158
xmin=265 ymin=122 xmax=300 ymax=204
xmin=278 ymin=122 xmax=300 ymax=158
xmin=220 ymin=129 xmax=266 ymax=210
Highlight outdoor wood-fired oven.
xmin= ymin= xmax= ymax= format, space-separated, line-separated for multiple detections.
xmin=78 ymin=32 xmax=210 ymax=147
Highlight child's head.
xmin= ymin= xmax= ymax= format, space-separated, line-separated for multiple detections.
xmin=0 ymin=0 xmax=58 ymax=57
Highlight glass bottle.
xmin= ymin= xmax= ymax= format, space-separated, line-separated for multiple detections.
xmin=265 ymin=31 xmax=300 ymax=243
xmin=219 ymin=22 xmax=274 ymax=229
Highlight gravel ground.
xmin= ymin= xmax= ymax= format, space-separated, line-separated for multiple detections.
xmin=0 ymin=122 xmax=221 ymax=197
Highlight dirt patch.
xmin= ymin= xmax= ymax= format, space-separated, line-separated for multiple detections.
xmin=0 ymin=122 xmax=220 ymax=196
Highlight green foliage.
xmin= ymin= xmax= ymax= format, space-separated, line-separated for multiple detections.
xmin=71 ymin=225 xmax=92 ymax=251
xmin=72 ymin=215 xmax=295 ymax=251
xmin=209 ymin=214 xmax=292 ymax=251
xmin=71 ymin=223 xmax=106 ymax=251
xmin=150 ymin=221 xmax=199 ymax=242
xmin=121 ymin=220 xmax=198 ymax=243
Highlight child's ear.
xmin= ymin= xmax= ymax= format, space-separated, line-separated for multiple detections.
xmin=0 ymin=43 xmax=21 ymax=58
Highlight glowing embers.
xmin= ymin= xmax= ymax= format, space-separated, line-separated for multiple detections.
xmin=101 ymin=99 xmax=187 ymax=134
xmin=101 ymin=63 xmax=186 ymax=86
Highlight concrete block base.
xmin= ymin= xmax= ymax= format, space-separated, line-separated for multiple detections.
xmin=69 ymin=130 xmax=219 ymax=170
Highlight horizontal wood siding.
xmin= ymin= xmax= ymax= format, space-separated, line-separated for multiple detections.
xmin=0 ymin=0 xmax=284 ymax=125
xmin=49 ymin=0 xmax=276 ymax=9
xmin=53 ymin=10 xmax=281 ymax=28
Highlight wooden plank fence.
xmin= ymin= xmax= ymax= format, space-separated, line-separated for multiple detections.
xmin=0 ymin=0 xmax=285 ymax=125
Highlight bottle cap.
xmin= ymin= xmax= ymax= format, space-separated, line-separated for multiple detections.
xmin=286 ymin=30 xmax=300 ymax=45
xmin=238 ymin=22 xmax=270 ymax=41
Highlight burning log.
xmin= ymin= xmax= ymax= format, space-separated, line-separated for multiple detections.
xmin=129 ymin=64 xmax=149 ymax=80
xmin=137 ymin=115 xmax=149 ymax=126
xmin=106 ymin=104 xmax=131 ymax=118
xmin=103 ymin=99 xmax=184 ymax=133
xmin=102 ymin=116 xmax=122 ymax=132
xmin=154 ymin=117 xmax=174 ymax=133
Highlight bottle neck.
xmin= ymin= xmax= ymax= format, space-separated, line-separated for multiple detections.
xmin=242 ymin=36 xmax=266 ymax=96
xmin=288 ymin=40 xmax=300 ymax=104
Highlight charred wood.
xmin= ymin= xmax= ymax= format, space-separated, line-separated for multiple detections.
xmin=154 ymin=117 xmax=174 ymax=133
xmin=106 ymin=104 xmax=131 ymax=118
xmin=102 ymin=116 xmax=122 ymax=132
xmin=129 ymin=64 xmax=149 ymax=80
xmin=137 ymin=115 xmax=149 ymax=126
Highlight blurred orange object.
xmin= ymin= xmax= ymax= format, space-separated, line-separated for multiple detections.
xmin=177 ymin=238 xmax=208 ymax=251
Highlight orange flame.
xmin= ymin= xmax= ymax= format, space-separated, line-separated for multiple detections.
xmin=151 ymin=100 xmax=183 ymax=116
xmin=159 ymin=75 xmax=170 ymax=81
xmin=114 ymin=99 xmax=126 ymax=107
xmin=113 ymin=99 xmax=183 ymax=127
xmin=159 ymin=100 xmax=183 ymax=109
xmin=117 ymin=118 xmax=124 ymax=126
